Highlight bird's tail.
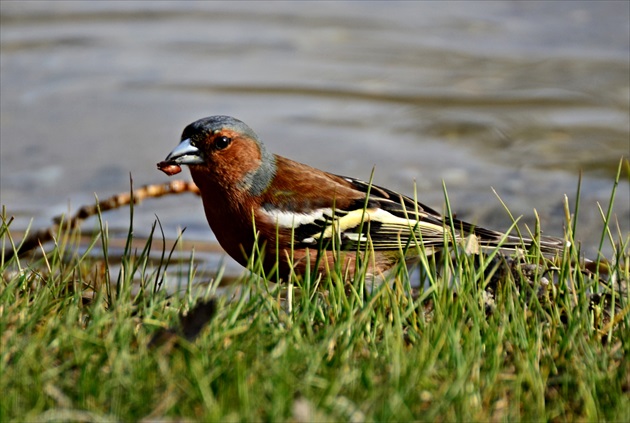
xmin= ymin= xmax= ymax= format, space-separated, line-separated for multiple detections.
xmin=453 ymin=218 xmax=569 ymax=255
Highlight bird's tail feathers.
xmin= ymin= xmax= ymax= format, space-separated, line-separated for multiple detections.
xmin=453 ymin=219 xmax=569 ymax=255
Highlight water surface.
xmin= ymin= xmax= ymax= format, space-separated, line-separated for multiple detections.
xmin=1 ymin=1 xmax=628 ymax=276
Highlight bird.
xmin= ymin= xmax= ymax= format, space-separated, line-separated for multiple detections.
xmin=158 ymin=115 xmax=567 ymax=282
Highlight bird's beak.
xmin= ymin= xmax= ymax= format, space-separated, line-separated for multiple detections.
xmin=164 ymin=138 xmax=204 ymax=165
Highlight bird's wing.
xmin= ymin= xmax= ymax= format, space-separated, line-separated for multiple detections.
xmin=258 ymin=160 xmax=567 ymax=254
xmin=340 ymin=176 xmax=569 ymax=253
xmin=259 ymin=171 xmax=460 ymax=252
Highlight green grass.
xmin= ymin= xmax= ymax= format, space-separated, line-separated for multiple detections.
xmin=1 ymin=171 xmax=629 ymax=422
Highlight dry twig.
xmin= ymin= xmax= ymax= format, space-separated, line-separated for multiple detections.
xmin=5 ymin=180 xmax=200 ymax=260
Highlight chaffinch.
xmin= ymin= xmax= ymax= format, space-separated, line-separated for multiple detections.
xmin=158 ymin=115 xmax=567 ymax=281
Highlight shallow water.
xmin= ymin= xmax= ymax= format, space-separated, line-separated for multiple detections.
xmin=1 ymin=1 xmax=628 ymax=277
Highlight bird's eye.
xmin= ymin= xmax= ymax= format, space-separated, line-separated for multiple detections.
xmin=215 ymin=136 xmax=231 ymax=150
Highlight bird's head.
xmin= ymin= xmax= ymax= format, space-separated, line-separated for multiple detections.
xmin=162 ymin=115 xmax=276 ymax=195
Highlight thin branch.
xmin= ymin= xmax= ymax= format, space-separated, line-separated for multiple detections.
xmin=6 ymin=180 xmax=200 ymax=260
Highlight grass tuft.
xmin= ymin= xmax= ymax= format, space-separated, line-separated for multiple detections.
xmin=1 ymin=175 xmax=628 ymax=421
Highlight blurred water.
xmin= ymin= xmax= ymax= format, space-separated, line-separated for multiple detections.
xmin=1 ymin=1 xmax=628 ymax=272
